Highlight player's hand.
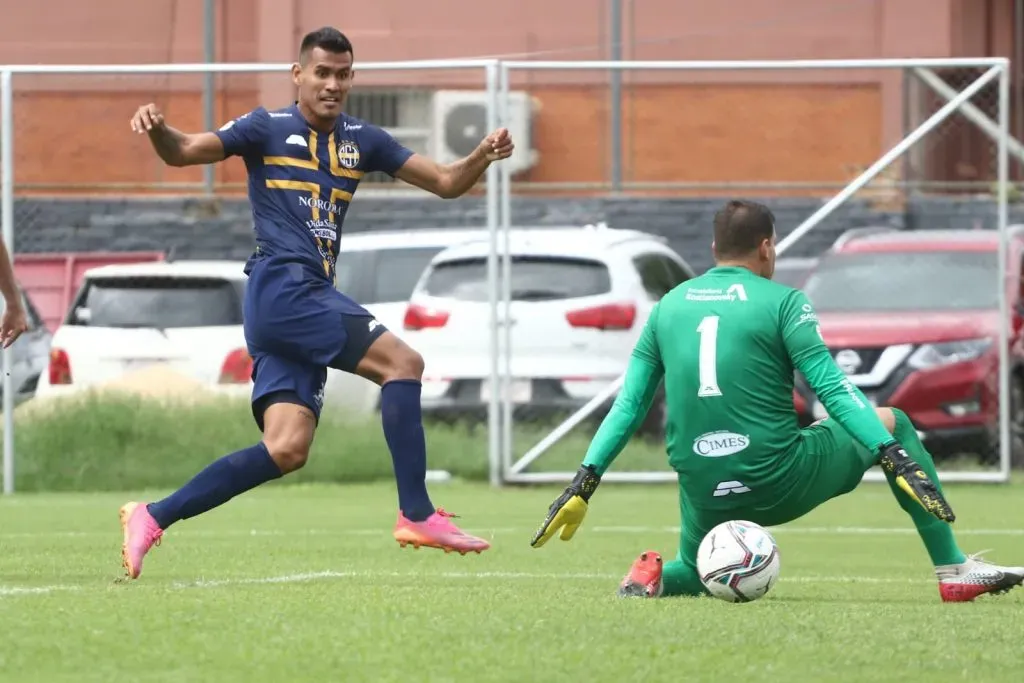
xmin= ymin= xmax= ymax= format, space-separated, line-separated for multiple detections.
xmin=0 ymin=298 xmax=27 ymax=349
xmin=878 ymin=442 xmax=956 ymax=523
xmin=481 ymin=128 xmax=514 ymax=162
xmin=130 ymin=103 xmax=166 ymax=135
xmin=530 ymin=464 xmax=601 ymax=547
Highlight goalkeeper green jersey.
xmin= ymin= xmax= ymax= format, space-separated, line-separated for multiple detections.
xmin=582 ymin=265 xmax=894 ymax=507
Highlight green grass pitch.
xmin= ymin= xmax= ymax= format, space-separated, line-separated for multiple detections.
xmin=0 ymin=480 xmax=1021 ymax=682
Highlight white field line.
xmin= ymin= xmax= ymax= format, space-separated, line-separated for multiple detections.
xmin=0 ymin=569 xmax=936 ymax=598
xmin=1 ymin=525 xmax=1022 ymax=540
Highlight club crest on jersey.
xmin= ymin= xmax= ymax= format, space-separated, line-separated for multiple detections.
xmin=337 ymin=141 xmax=360 ymax=169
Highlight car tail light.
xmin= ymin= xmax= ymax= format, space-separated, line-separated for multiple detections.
xmin=219 ymin=348 xmax=253 ymax=384
xmin=566 ymin=303 xmax=636 ymax=330
xmin=48 ymin=348 xmax=72 ymax=385
xmin=404 ymin=303 xmax=450 ymax=330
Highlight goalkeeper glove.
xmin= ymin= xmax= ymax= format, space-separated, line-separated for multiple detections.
xmin=530 ymin=464 xmax=601 ymax=548
xmin=878 ymin=441 xmax=956 ymax=523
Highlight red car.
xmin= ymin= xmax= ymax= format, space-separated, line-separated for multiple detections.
xmin=793 ymin=226 xmax=1024 ymax=466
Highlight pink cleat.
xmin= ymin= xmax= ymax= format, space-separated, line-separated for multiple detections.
xmin=393 ymin=508 xmax=490 ymax=555
xmin=119 ymin=502 xmax=163 ymax=579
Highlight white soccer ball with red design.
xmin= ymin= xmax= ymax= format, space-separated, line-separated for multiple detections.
xmin=696 ymin=520 xmax=781 ymax=603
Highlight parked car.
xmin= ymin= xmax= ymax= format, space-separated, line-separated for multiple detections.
xmin=401 ymin=224 xmax=697 ymax=436
xmin=36 ymin=260 xmax=252 ymax=400
xmin=0 ymin=286 xmax=53 ymax=405
xmin=794 ymin=226 xmax=1024 ymax=466
xmin=323 ymin=228 xmax=501 ymax=416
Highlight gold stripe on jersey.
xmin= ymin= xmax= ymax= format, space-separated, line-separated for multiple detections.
xmin=264 ymin=131 xmax=320 ymax=171
xmin=264 ymin=179 xmax=330 ymax=275
xmin=262 ymin=130 xmax=366 ymax=180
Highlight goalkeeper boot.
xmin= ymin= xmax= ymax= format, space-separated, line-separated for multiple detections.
xmin=119 ymin=502 xmax=164 ymax=580
xmin=936 ymin=551 xmax=1024 ymax=603
xmin=393 ymin=508 xmax=490 ymax=555
xmin=617 ymin=550 xmax=664 ymax=598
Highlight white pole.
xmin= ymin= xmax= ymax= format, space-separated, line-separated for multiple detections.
xmin=1 ymin=69 xmax=13 ymax=496
xmin=499 ymin=63 xmax=514 ymax=479
xmin=484 ymin=62 xmax=501 ymax=487
xmin=997 ymin=63 xmax=1012 ymax=481
xmin=776 ymin=63 xmax=1003 ymax=255
xmin=499 ymin=58 xmax=1009 ymax=71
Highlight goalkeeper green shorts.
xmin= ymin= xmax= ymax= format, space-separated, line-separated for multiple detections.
xmin=670 ymin=418 xmax=878 ymax=592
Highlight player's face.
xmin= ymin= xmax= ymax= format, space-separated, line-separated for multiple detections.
xmin=293 ymin=48 xmax=354 ymax=122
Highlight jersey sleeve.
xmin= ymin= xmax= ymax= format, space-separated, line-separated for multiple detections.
xmin=361 ymin=123 xmax=415 ymax=176
xmin=213 ymin=107 xmax=269 ymax=158
xmin=582 ymin=304 xmax=666 ymax=476
xmin=779 ymin=289 xmax=895 ymax=453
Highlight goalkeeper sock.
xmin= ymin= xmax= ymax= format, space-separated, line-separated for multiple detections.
xmin=887 ymin=409 xmax=966 ymax=566
xmin=146 ymin=442 xmax=282 ymax=530
xmin=380 ymin=380 xmax=435 ymax=523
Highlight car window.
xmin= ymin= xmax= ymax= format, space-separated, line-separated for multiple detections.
xmin=661 ymin=256 xmax=693 ymax=287
xmin=804 ymin=250 xmax=997 ymax=312
xmin=336 ymin=246 xmax=445 ymax=304
xmin=633 ymin=254 xmax=675 ymax=299
xmin=68 ymin=276 xmax=244 ymax=328
xmin=422 ymin=256 xmax=612 ymax=302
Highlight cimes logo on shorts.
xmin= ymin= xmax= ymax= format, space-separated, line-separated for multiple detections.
xmin=336 ymin=141 xmax=360 ymax=169
xmin=692 ymin=430 xmax=751 ymax=457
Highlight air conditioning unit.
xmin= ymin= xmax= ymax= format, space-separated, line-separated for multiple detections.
xmin=430 ymin=90 xmax=537 ymax=176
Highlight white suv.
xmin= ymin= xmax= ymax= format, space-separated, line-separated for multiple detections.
xmin=401 ymin=225 xmax=695 ymax=434
xmin=36 ymin=260 xmax=252 ymax=399
xmin=323 ymin=228 xmax=499 ymax=415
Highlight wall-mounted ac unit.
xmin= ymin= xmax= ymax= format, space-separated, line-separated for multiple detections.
xmin=430 ymin=90 xmax=537 ymax=176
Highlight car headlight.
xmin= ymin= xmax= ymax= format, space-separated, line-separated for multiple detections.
xmin=906 ymin=338 xmax=992 ymax=370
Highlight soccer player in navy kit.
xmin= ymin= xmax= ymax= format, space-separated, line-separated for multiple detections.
xmin=119 ymin=27 xmax=514 ymax=579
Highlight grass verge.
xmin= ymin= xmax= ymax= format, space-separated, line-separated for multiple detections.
xmin=4 ymin=391 xmax=671 ymax=491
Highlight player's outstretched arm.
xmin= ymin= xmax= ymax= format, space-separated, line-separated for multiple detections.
xmin=393 ymin=128 xmax=514 ymax=199
xmin=130 ymin=103 xmax=227 ymax=167
xmin=530 ymin=306 xmax=665 ymax=548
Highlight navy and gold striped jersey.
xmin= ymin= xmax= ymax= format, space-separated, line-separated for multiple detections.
xmin=214 ymin=104 xmax=413 ymax=283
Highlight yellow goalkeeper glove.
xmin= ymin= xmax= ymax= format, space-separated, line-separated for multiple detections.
xmin=530 ymin=464 xmax=601 ymax=547
xmin=878 ymin=441 xmax=955 ymax=523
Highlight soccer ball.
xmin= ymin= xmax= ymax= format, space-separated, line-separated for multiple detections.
xmin=696 ymin=520 xmax=781 ymax=603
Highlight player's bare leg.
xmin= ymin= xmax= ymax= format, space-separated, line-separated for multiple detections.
xmin=356 ymin=331 xmax=489 ymax=554
xmin=120 ymin=402 xmax=308 ymax=579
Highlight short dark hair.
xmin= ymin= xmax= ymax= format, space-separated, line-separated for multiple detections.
xmin=299 ymin=27 xmax=354 ymax=63
xmin=713 ymin=200 xmax=776 ymax=259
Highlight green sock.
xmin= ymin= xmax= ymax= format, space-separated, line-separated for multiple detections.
xmin=888 ymin=410 xmax=966 ymax=566
xmin=661 ymin=558 xmax=709 ymax=597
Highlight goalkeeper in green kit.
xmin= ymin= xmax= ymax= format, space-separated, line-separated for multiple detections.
xmin=530 ymin=200 xmax=1024 ymax=603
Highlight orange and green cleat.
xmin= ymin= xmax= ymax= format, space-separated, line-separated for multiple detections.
xmin=119 ymin=502 xmax=164 ymax=579
xmin=393 ymin=508 xmax=490 ymax=555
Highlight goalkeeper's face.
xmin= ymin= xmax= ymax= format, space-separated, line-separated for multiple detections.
xmin=292 ymin=48 xmax=354 ymax=123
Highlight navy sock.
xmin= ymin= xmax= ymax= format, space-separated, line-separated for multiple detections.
xmin=147 ymin=442 xmax=282 ymax=530
xmin=380 ymin=379 xmax=435 ymax=522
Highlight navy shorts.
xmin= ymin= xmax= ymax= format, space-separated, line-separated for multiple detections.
xmin=242 ymin=258 xmax=388 ymax=431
